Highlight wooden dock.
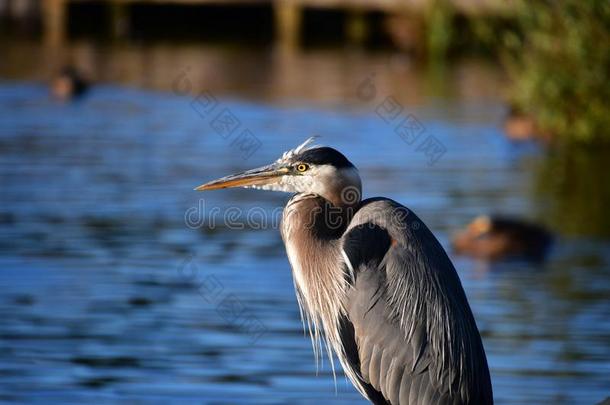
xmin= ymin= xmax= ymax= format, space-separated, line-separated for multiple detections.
xmin=41 ymin=0 xmax=516 ymax=48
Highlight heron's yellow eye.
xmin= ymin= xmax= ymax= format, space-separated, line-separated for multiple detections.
xmin=296 ymin=163 xmax=309 ymax=173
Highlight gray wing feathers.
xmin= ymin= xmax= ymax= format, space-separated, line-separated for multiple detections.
xmin=340 ymin=198 xmax=493 ymax=405
xmin=346 ymin=264 xmax=443 ymax=405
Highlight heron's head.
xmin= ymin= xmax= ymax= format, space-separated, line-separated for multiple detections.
xmin=195 ymin=137 xmax=362 ymax=207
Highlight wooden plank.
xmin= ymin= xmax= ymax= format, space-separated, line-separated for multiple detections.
xmin=58 ymin=0 xmax=516 ymax=15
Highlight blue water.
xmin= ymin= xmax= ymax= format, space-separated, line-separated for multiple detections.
xmin=0 ymin=82 xmax=609 ymax=404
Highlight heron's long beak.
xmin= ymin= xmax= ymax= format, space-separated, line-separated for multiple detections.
xmin=194 ymin=163 xmax=289 ymax=191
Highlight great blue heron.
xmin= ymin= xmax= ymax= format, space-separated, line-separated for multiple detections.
xmin=195 ymin=138 xmax=493 ymax=404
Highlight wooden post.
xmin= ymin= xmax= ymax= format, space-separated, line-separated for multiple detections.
xmin=345 ymin=9 xmax=368 ymax=45
xmin=384 ymin=12 xmax=425 ymax=55
xmin=110 ymin=1 xmax=129 ymax=39
xmin=274 ymin=0 xmax=302 ymax=51
xmin=425 ymin=0 xmax=453 ymax=59
xmin=42 ymin=0 xmax=66 ymax=47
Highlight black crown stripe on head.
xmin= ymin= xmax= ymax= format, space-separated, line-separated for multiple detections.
xmin=296 ymin=147 xmax=354 ymax=169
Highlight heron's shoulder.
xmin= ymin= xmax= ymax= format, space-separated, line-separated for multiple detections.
xmin=349 ymin=197 xmax=419 ymax=231
xmin=358 ymin=196 xmax=414 ymax=211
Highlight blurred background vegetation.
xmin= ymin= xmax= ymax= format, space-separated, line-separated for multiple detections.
xmin=499 ymin=0 xmax=609 ymax=145
xmin=426 ymin=0 xmax=610 ymax=145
